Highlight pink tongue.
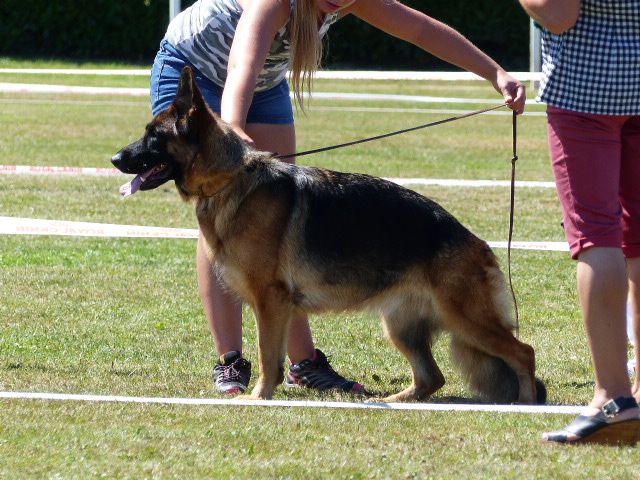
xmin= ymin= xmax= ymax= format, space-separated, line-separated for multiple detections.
xmin=119 ymin=164 xmax=164 ymax=198
xmin=119 ymin=175 xmax=143 ymax=198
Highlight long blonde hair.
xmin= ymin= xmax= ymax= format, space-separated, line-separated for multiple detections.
xmin=288 ymin=0 xmax=323 ymax=108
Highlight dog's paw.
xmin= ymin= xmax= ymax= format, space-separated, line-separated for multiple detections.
xmin=234 ymin=394 xmax=265 ymax=401
xmin=235 ymin=389 xmax=275 ymax=401
xmin=364 ymin=396 xmax=392 ymax=404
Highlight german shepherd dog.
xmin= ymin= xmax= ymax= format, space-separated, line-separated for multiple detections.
xmin=112 ymin=67 xmax=545 ymax=404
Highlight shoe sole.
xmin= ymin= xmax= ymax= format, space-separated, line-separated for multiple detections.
xmin=578 ymin=420 xmax=640 ymax=446
xmin=546 ymin=419 xmax=640 ymax=446
xmin=217 ymin=387 xmax=245 ymax=395
xmin=214 ymin=383 xmax=247 ymax=395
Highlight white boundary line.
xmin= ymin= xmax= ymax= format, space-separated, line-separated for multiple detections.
xmin=313 ymin=106 xmax=547 ymax=117
xmin=0 ymin=83 xmax=543 ymax=107
xmin=0 ymin=216 xmax=570 ymax=251
xmin=0 ymin=98 xmax=548 ymax=117
xmin=0 ymin=69 xmax=542 ymax=82
xmin=0 ymin=68 xmax=153 ymax=76
xmin=0 ymin=216 xmax=199 ymax=239
xmin=0 ymin=164 xmax=123 ymax=176
xmin=0 ymin=82 xmax=149 ymax=96
xmin=0 ymin=165 xmax=556 ymax=189
xmin=392 ymin=178 xmax=555 ymax=188
xmin=0 ymin=391 xmax=581 ymax=414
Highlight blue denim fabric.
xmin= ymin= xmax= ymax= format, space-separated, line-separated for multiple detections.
xmin=150 ymin=40 xmax=294 ymax=124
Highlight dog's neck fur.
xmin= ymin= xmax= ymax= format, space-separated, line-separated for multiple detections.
xmin=193 ymin=151 xmax=283 ymax=264
xmin=176 ymin=116 xmax=256 ymax=199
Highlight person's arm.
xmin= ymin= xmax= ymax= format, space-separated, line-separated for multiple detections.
xmin=221 ymin=0 xmax=289 ymax=142
xmin=518 ymin=0 xmax=581 ymax=35
xmin=344 ymin=0 xmax=526 ymax=113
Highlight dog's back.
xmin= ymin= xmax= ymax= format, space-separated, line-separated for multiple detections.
xmin=279 ymin=167 xmax=480 ymax=307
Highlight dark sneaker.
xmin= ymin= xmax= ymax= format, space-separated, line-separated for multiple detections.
xmin=284 ymin=349 xmax=364 ymax=393
xmin=213 ymin=351 xmax=251 ymax=394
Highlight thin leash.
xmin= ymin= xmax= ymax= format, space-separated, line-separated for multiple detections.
xmin=277 ymin=104 xmax=520 ymax=332
xmin=275 ymin=104 xmax=506 ymax=160
xmin=509 ymin=111 xmax=520 ymax=336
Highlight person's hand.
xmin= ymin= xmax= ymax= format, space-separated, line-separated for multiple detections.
xmin=230 ymin=125 xmax=256 ymax=148
xmin=494 ymin=69 xmax=526 ymax=114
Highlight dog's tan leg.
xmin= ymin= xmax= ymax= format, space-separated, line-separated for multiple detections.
xmin=244 ymin=291 xmax=293 ymax=400
xmin=381 ymin=310 xmax=445 ymax=402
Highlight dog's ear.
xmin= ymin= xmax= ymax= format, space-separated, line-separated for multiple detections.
xmin=173 ymin=66 xmax=206 ymax=140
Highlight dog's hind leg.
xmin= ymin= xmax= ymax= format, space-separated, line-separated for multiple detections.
xmin=246 ymin=289 xmax=293 ymax=400
xmin=380 ymin=306 xmax=445 ymax=402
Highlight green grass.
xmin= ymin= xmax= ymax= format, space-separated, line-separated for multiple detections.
xmin=1 ymin=63 xmax=639 ymax=479
xmin=0 ymin=56 xmax=149 ymax=69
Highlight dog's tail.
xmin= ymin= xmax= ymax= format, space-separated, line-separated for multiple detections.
xmin=450 ymin=338 xmax=547 ymax=404
xmin=450 ymin=338 xmax=519 ymax=403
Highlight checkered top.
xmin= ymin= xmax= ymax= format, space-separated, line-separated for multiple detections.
xmin=538 ymin=0 xmax=640 ymax=115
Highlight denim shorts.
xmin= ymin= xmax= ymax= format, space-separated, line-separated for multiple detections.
xmin=150 ymin=39 xmax=294 ymax=124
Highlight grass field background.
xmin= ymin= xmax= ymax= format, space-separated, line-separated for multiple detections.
xmin=1 ymin=58 xmax=639 ymax=478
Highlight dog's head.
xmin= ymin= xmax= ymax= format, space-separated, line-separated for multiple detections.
xmin=111 ymin=66 xmax=246 ymax=199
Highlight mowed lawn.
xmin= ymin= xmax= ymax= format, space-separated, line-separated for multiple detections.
xmin=1 ymin=63 xmax=639 ymax=478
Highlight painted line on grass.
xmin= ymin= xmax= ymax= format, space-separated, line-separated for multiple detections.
xmin=0 ymin=97 xmax=548 ymax=116
xmin=0 ymin=82 xmax=149 ymax=96
xmin=0 ymin=69 xmax=542 ymax=82
xmin=313 ymin=106 xmax=547 ymax=117
xmin=0 ymin=165 xmax=556 ymax=189
xmin=0 ymin=216 xmax=569 ymax=252
xmin=0 ymin=97 xmax=151 ymax=107
xmin=0 ymin=83 xmax=542 ymax=107
xmin=0 ymin=164 xmax=123 ymax=176
xmin=312 ymin=91 xmax=506 ymax=105
xmin=0 ymin=216 xmax=199 ymax=239
xmin=0 ymin=68 xmax=153 ymax=76
xmin=0 ymin=391 xmax=581 ymax=414
xmin=392 ymin=178 xmax=555 ymax=188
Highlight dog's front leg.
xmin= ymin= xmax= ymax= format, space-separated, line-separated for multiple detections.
xmin=245 ymin=293 xmax=293 ymax=400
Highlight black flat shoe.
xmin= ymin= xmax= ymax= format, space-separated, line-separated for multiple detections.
xmin=543 ymin=396 xmax=640 ymax=446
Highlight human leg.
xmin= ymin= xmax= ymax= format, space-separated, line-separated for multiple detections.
xmin=628 ymin=257 xmax=640 ymax=402
xmin=542 ymin=109 xmax=640 ymax=443
xmin=542 ymin=239 xmax=640 ymax=444
xmin=197 ymin=235 xmax=243 ymax=355
xmin=577 ymin=248 xmax=632 ymax=409
xmin=620 ymin=116 xmax=640 ymax=401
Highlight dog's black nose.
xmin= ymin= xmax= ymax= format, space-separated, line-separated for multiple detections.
xmin=111 ymin=151 xmax=125 ymax=170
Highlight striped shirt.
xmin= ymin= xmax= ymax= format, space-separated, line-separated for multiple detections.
xmin=165 ymin=0 xmax=340 ymax=92
xmin=538 ymin=0 xmax=640 ymax=115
